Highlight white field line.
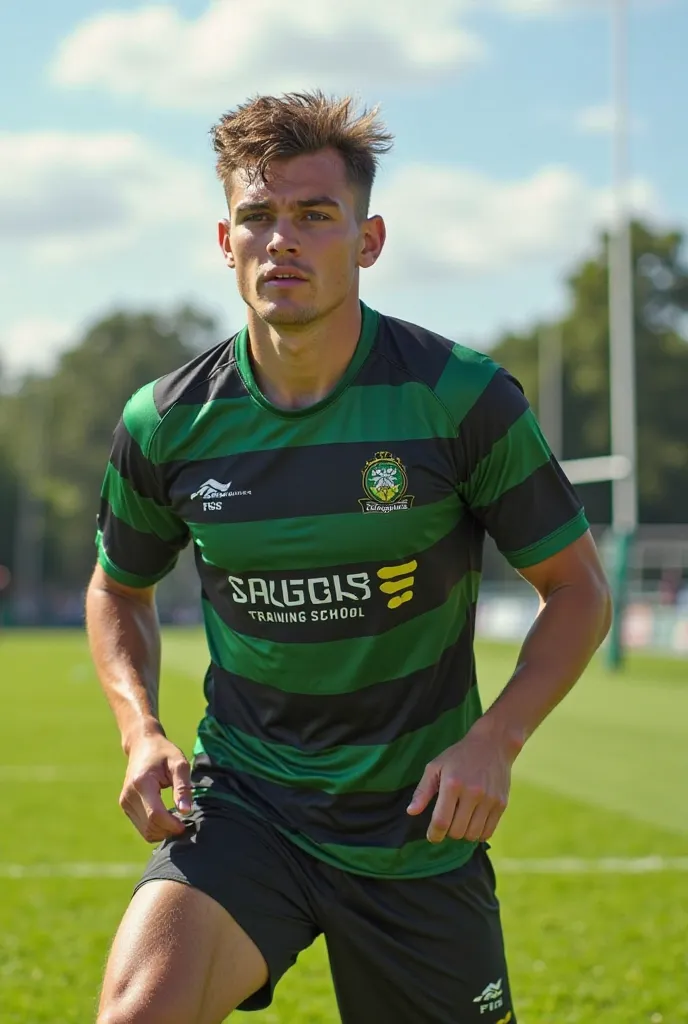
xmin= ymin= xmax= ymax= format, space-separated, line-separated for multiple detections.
xmin=2 ymin=857 xmax=688 ymax=879
xmin=496 ymin=856 xmax=688 ymax=874
xmin=0 ymin=766 xmax=114 ymax=782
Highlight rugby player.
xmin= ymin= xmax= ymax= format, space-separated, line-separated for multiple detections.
xmin=87 ymin=91 xmax=612 ymax=1024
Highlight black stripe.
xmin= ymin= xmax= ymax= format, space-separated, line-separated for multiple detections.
xmin=204 ymin=618 xmax=477 ymax=750
xmin=152 ymin=338 xmax=245 ymax=414
xmin=377 ymin=315 xmax=454 ymax=390
xmin=197 ymin=517 xmax=478 ymax=643
xmin=473 ymin=455 xmax=584 ymax=553
xmin=456 ymin=368 xmax=529 ymax=484
xmin=110 ymin=420 xmax=168 ymax=504
xmin=191 ymin=760 xmax=434 ymax=848
xmin=168 ymin=437 xmax=457 ymax=523
xmin=98 ymin=503 xmax=186 ymax=575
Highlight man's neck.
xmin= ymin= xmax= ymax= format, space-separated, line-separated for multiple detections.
xmin=245 ymin=294 xmax=363 ymax=411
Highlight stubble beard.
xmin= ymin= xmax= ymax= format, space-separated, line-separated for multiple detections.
xmin=257 ymin=302 xmax=322 ymax=327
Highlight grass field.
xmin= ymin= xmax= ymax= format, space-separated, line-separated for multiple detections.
xmin=1 ymin=629 xmax=687 ymax=1023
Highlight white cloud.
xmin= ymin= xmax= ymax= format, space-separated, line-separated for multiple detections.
xmin=575 ymin=102 xmax=646 ymax=136
xmin=0 ymin=132 xmax=219 ymax=264
xmin=0 ymin=318 xmax=76 ymax=379
xmin=50 ymin=1 xmax=485 ymax=109
xmin=370 ymin=163 xmax=659 ymax=283
xmin=498 ymin=0 xmax=595 ymax=13
xmin=501 ymin=0 xmax=667 ymax=14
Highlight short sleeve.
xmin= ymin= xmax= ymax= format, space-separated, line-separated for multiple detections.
xmin=96 ymin=386 xmax=190 ymax=587
xmin=456 ymin=368 xmax=589 ymax=569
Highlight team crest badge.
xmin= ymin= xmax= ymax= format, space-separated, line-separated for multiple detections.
xmin=359 ymin=452 xmax=415 ymax=514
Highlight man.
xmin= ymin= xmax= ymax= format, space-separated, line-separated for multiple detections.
xmin=87 ymin=92 xmax=612 ymax=1024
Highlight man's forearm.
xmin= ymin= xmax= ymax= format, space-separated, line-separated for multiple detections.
xmin=475 ymin=579 xmax=613 ymax=757
xmin=85 ymin=575 xmax=165 ymax=755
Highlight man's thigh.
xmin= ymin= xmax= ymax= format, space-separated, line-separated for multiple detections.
xmin=100 ymin=800 xmax=320 ymax=1021
xmin=323 ymin=845 xmax=517 ymax=1024
xmin=98 ymin=879 xmax=266 ymax=1024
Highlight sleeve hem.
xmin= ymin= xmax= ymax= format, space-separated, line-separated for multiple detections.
xmin=504 ymin=509 xmax=589 ymax=569
xmin=96 ymin=543 xmax=173 ymax=589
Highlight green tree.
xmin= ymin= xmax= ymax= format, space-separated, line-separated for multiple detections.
xmin=5 ymin=305 xmax=219 ymax=589
xmin=490 ymin=221 xmax=688 ymax=524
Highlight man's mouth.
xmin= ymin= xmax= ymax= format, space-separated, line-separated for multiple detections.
xmin=263 ymin=268 xmax=309 ymax=284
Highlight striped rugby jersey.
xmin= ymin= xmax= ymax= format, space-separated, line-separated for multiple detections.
xmin=96 ymin=302 xmax=588 ymax=879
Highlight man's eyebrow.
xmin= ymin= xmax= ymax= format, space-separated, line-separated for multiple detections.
xmin=234 ymin=196 xmax=341 ymax=215
xmin=234 ymin=200 xmax=272 ymax=215
xmin=295 ymin=196 xmax=341 ymax=209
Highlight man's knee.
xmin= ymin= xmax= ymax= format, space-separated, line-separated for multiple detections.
xmin=97 ymin=986 xmax=219 ymax=1024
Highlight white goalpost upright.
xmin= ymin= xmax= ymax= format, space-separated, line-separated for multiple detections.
xmin=539 ymin=0 xmax=638 ymax=669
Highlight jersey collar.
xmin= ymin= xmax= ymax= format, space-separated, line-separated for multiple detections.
xmin=234 ymin=301 xmax=379 ymax=418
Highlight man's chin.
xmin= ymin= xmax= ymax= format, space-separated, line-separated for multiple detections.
xmin=255 ymin=301 xmax=320 ymax=327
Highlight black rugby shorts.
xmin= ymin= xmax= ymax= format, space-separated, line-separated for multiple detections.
xmin=135 ymin=797 xmax=517 ymax=1023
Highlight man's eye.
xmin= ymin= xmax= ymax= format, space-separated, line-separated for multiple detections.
xmin=304 ymin=212 xmax=328 ymax=221
xmin=244 ymin=214 xmax=268 ymax=222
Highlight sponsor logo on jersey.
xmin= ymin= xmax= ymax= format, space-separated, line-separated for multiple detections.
xmin=226 ymin=560 xmax=417 ymax=624
xmin=190 ymin=478 xmax=251 ymax=509
xmin=473 ymin=979 xmax=505 ymax=1015
xmin=359 ymin=452 xmax=414 ymax=513
xmin=377 ymin=560 xmax=417 ymax=609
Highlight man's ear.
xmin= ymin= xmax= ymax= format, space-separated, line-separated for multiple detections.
xmin=218 ymin=219 xmax=235 ymax=268
xmin=358 ymin=214 xmax=386 ymax=270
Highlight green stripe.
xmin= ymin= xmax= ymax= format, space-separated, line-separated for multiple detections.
xmin=95 ymin=531 xmax=175 ymax=587
xmin=462 ymin=408 xmax=550 ymax=508
xmin=505 ymin=509 xmax=589 ymax=569
xmin=192 ymin=494 xmax=461 ymax=573
xmin=189 ymin=788 xmax=477 ymax=878
xmin=293 ymin=832 xmax=477 ymax=878
xmin=152 ymin=383 xmax=454 ymax=463
xmin=122 ymin=380 xmax=162 ymax=457
xmin=202 ymin=571 xmax=481 ymax=694
xmin=433 ymin=345 xmax=498 ymax=428
xmin=102 ymin=463 xmax=185 ymax=542
xmin=194 ymin=686 xmax=482 ymax=795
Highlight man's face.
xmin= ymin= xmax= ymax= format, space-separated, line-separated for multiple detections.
xmin=219 ymin=149 xmax=385 ymax=326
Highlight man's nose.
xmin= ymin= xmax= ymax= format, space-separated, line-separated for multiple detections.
xmin=267 ymin=218 xmax=300 ymax=256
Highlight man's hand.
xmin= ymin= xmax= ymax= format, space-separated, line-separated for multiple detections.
xmin=119 ymin=734 xmax=193 ymax=843
xmin=406 ymin=724 xmax=517 ymax=844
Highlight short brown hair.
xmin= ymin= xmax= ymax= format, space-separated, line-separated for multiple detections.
xmin=210 ymin=91 xmax=394 ymax=218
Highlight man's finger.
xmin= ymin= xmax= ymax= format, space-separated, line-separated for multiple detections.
xmin=460 ymin=801 xmax=491 ymax=843
xmin=479 ymin=802 xmax=507 ymax=842
xmin=136 ymin=777 xmax=186 ymax=835
xmin=170 ymin=757 xmax=193 ymax=815
xmin=426 ymin=777 xmax=467 ymax=844
xmin=443 ymin=786 xmax=484 ymax=841
xmin=406 ymin=764 xmax=440 ymax=816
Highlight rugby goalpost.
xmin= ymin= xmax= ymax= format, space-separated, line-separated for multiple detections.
xmin=537 ymin=0 xmax=637 ymax=671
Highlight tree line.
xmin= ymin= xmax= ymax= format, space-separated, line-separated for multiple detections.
xmin=0 ymin=220 xmax=686 ymax=596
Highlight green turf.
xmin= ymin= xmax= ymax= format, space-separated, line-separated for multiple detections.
xmin=0 ymin=629 xmax=686 ymax=1022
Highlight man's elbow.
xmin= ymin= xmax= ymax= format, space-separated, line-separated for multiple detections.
xmin=590 ymin=572 xmax=614 ymax=645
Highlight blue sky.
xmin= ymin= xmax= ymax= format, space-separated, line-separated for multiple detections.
xmin=0 ymin=0 xmax=683 ymax=379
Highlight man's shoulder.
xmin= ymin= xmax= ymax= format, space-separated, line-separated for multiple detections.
xmin=122 ymin=335 xmax=240 ymax=458
xmin=377 ymin=312 xmax=512 ymax=426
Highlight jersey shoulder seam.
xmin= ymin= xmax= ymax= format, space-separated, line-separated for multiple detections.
xmin=375 ymin=347 xmax=462 ymax=439
xmin=144 ymin=352 xmax=238 ymax=462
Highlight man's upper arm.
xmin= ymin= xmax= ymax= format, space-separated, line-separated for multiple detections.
xmin=89 ymin=562 xmax=157 ymax=605
xmin=456 ymin=367 xmax=589 ymax=570
xmin=518 ymin=530 xmax=610 ymax=602
xmin=96 ymin=383 xmax=190 ymax=589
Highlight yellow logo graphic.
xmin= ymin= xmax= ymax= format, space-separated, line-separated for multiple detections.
xmin=496 ymin=1014 xmax=512 ymax=1024
xmin=377 ymin=560 xmax=418 ymax=610
xmin=359 ymin=452 xmax=414 ymax=513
